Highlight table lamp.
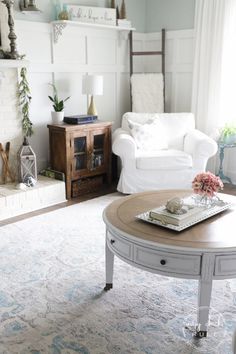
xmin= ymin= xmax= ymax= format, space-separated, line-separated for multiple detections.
xmin=82 ymin=75 xmax=103 ymax=116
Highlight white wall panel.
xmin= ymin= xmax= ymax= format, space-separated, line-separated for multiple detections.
xmin=165 ymin=73 xmax=172 ymax=113
xmin=117 ymin=36 xmax=129 ymax=72
xmin=132 ymin=34 xmax=145 ymax=73
xmin=174 ymin=73 xmax=192 ymax=112
xmin=119 ymin=73 xmax=131 ymax=121
xmin=53 ymin=33 xmax=86 ymax=64
xmin=12 ymin=20 xmax=194 ymax=172
xmin=96 ymin=73 xmax=116 ymax=122
xmin=27 ymin=72 xmax=54 ymax=171
xmin=53 ymin=73 xmax=87 ymax=116
xmin=144 ymin=30 xmax=194 ymax=112
xmin=88 ymin=37 xmax=116 ymax=66
xmin=15 ymin=21 xmax=52 ymax=63
xmin=166 ymin=39 xmax=174 ymax=65
xmin=176 ymin=38 xmax=194 ymax=64
xmin=143 ymin=39 xmax=162 ymax=73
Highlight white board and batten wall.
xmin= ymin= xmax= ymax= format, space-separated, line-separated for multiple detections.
xmin=13 ymin=20 xmax=193 ymax=172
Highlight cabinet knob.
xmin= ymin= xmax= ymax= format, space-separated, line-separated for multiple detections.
xmin=160 ymin=259 xmax=166 ymax=266
xmin=110 ymin=239 xmax=115 ymax=244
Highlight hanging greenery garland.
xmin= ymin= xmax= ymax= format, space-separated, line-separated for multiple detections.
xmin=18 ymin=67 xmax=33 ymax=137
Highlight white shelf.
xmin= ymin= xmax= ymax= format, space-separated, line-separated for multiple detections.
xmin=51 ymin=20 xmax=135 ymax=43
xmin=0 ymin=59 xmax=29 ymax=69
xmin=52 ymin=20 xmax=135 ymax=31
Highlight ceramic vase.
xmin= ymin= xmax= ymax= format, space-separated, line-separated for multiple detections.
xmin=51 ymin=111 xmax=64 ymax=124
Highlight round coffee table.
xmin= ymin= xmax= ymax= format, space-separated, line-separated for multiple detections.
xmin=103 ymin=190 xmax=236 ymax=337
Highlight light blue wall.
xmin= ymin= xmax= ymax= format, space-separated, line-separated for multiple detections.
xmin=14 ymin=0 xmax=147 ymax=32
xmin=123 ymin=0 xmax=146 ymax=33
xmin=14 ymin=0 xmax=195 ymax=32
xmin=14 ymin=1 xmax=110 ymax=23
xmin=146 ymin=0 xmax=195 ymax=32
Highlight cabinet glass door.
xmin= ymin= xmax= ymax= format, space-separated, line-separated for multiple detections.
xmin=74 ymin=136 xmax=87 ymax=171
xmin=92 ymin=133 xmax=105 ymax=169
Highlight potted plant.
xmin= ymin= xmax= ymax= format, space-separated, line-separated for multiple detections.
xmin=48 ymin=83 xmax=70 ymax=124
xmin=219 ymin=124 xmax=236 ymax=144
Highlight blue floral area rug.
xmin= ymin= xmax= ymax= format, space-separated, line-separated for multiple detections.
xmin=0 ymin=193 xmax=236 ymax=354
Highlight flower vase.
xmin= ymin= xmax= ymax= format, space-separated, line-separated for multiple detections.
xmin=193 ymin=194 xmax=218 ymax=208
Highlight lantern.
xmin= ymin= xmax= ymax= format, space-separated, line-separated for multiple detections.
xmin=17 ymin=137 xmax=37 ymax=184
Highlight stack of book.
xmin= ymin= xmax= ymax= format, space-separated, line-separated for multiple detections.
xmin=40 ymin=168 xmax=65 ymax=181
xmin=64 ymin=115 xmax=98 ymax=125
xmin=149 ymin=202 xmax=205 ymax=227
xmin=117 ymin=19 xmax=132 ymax=28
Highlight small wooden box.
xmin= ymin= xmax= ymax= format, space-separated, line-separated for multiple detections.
xmin=72 ymin=175 xmax=103 ymax=197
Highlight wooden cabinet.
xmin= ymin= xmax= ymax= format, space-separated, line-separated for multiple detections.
xmin=47 ymin=121 xmax=112 ymax=199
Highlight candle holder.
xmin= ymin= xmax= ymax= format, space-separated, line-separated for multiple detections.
xmin=2 ymin=0 xmax=20 ymax=59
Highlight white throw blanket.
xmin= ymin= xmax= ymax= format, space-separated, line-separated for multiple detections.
xmin=131 ymin=73 xmax=164 ymax=113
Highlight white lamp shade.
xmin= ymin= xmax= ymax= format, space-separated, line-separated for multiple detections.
xmin=82 ymin=75 xmax=103 ymax=96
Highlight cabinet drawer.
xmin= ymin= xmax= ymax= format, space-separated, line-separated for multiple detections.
xmin=107 ymin=232 xmax=132 ymax=260
xmin=134 ymin=245 xmax=201 ymax=276
xmin=215 ymin=255 xmax=236 ymax=276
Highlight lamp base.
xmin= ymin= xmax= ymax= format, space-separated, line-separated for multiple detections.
xmin=87 ymin=96 xmax=97 ymax=116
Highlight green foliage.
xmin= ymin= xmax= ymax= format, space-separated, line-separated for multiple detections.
xmin=18 ymin=67 xmax=33 ymax=137
xmin=48 ymin=83 xmax=70 ymax=112
xmin=220 ymin=124 xmax=236 ymax=141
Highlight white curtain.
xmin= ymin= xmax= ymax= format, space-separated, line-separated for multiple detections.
xmin=219 ymin=1 xmax=236 ymax=126
xmin=191 ymin=0 xmax=226 ymax=136
xmin=192 ymin=0 xmax=236 ymax=178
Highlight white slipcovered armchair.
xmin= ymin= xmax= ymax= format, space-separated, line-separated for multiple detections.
xmin=113 ymin=112 xmax=218 ymax=194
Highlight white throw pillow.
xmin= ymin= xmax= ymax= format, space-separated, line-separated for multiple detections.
xmin=128 ymin=118 xmax=168 ymax=151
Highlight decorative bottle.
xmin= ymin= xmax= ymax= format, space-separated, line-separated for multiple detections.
xmin=120 ymin=0 xmax=126 ymax=19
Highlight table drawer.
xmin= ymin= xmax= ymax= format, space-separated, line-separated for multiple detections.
xmin=134 ymin=245 xmax=201 ymax=276
xmin=215 ymin=255 xmax=236 ymax=276
xmin=107 ymin=232 xmax=133 ymax=260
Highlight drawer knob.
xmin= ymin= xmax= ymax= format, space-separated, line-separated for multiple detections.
xmin=160 ymin=259 xmax=166 ymax=265
xmin=110 ymin=239 xmax=115 ymax=244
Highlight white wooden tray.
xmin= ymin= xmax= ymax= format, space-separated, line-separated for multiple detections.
xmin=136 ymin=200 xmax=231 ymax=232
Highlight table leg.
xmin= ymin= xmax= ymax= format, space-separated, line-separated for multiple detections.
xmin=196 ymin=278 xmax=213 ymax=337
xmin=104 ymin=232 xmax=114 ymax=291
xmin=196 ymin=254 xmax=214 ymax=338
xmin=218 ymin=146 xmax=232 ymax=183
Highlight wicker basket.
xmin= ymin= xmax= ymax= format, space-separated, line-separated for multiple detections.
xmin=72 ymin=175 xmax=103 ymax=197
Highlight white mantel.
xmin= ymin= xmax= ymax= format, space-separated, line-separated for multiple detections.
xmin=0 ymin=59 xmax=29 ymax=68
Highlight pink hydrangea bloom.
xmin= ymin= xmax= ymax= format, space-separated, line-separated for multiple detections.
xmin=192 ymin=172 xmax=224 ymax=197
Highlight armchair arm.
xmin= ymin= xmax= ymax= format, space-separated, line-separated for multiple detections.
xmin=112 ymin=129 xmax=137 ymax=168
xmin=184 ymin=129 xmax=218 ymax=170
xmin=112 ymin=128 xmax=137 ymax=158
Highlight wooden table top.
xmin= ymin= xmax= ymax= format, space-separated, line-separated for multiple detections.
xmin=104 ymin=190 xmax=236 ymax=251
